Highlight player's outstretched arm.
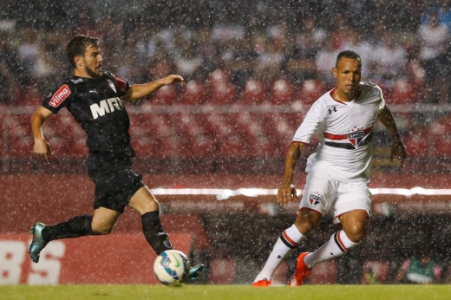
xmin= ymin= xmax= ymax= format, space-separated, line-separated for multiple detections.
xmin=121 ymin=74 xmax=185 ymax=102
xmin=277 ymin=142 xmax=305 ymax=206
xmin=31 ymin=106 xmax=53 ymax=163
xmin=378 ymin=105 xmax=407 ymax=167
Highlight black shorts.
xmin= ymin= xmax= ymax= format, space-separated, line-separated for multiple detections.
xmin=87 ymin=153 xmax=145 ymax=213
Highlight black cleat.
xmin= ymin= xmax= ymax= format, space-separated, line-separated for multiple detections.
xmin=187 ymin=264 xmax=205 ymax=280
xmin=29 ymin=222 xmax=48 ymax=263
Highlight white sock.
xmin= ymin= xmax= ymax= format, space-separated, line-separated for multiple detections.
xmin=254 ymin=224 xmax=304 ymax=282
xmin=304 ymin=230 xmax=358 ymax=268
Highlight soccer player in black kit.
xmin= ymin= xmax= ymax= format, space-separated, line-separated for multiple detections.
xmin=29 ymin=35 xmax=204 ymax=280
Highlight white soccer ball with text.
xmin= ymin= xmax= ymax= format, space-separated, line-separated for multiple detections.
xmin=153 ymin=250 xmax=191 ymax=286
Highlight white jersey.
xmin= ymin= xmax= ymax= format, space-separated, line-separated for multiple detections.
xmin=292 ymin=82 xmax=385 ymax=182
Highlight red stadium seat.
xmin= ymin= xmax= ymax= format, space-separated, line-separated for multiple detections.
xmin=175 ymin=113 xmax=205 ymax=138
xmin=272 ymin=262 xmax=288 ymax=284
xmin=216 ymin=132 xmax=249 ymax=159
xmin=208 ymin=259 xmax=235 ymax=284
xmin=149 ymin=85 xmax=178 ymax=105
xmin=433 ymin=135 xmax=451 ymax=158
xmin=389 ymin=79 xmax=416 ymax=104
xmin=204 ymin=112 xmax=250 ymax=159
xmin=130 ymin=113 xmax=179 ymax=159
xmin=308 ymin=260 xmax=336 ymax=284
xmin=46 ymin=136 xmax=71 ymax=157
xmin=252 ymin=136 xmax=277 ymax=158
xmin=206 ymin=82 xmax=236 ymax=105
xmin=188 ymin=135 xmax=216 ymax=159
xmin=361 ymin=261 xmax=389 ymax=284
xmin=160 ymin=214 xmax=209 ymax=252
xmin=4 ymin=114 xmax=33 ymax=158
xmin=178 ymin=80 xmax=206 ymax=105
xmin=403 ymin=135 xmax=429 ymax=158
xmin=205 ymin=69 xmax=237 ymax=105
xmin=232 ymin=111 xmax=277 ymax=158
xmin=171 ymin=112 xmax=216 ymax=159
xmin=21 ymin=87 xmax=42 ymax=107
xmin=270 ymin=79 xmax=295 ymax=105
xmin=237 ymin=79 xmax=267 ymax=105
xmin=128 ymin=113 xmax=146 ymax=138
xmin=298 ymin=79 xmax=326 ymax=106
xmin=204 ymin=113 xmax=232 ymax=140
xmin=142 ymin=114 xmax=175 ymax=140
xmin=9 ymin=137 xmax=33 ymax=158
xmin=208 ymin=68 xmax=231 ymax=86
xmin=70 ymin=138 xmax=89 ymax=158
xmin=234 ymin=112 xmax=261 ymax=137
xmin=260 ymin=112 xmax=304 ymax=158
xmin=133 ymin=136 xmax=178 ymax=160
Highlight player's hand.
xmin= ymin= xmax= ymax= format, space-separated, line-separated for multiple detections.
xmin=390 ymin=138 xmax=406 ymax=168
xmin=277 ymin=184 xmax=297 ymax=206
xmin=161 ymin=74 xmax=185 ymax=87
xmin=33 ymin=139 xmax=52 ymax=164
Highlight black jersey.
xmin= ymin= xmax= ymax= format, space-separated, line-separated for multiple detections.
xmin=42 ymin=71 xmax=135 ymax=157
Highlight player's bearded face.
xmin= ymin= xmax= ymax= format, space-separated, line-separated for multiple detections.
xmin=84 ymin=62 xmax=101 ymax=79
xmin=83 ymin=45 xmax=103 ymax=79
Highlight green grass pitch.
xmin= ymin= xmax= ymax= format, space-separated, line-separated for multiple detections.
xmin=2 ymin=285 xmax=451 ymax=300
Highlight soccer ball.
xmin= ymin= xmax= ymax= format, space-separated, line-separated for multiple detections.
xmin=153 ymin=250 xmax=191 ymax=286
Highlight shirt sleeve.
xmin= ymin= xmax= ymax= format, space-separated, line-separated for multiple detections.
xmin=41 ymin=83 xmax=73 ymax=114
xmin=292 ymin=101 xmax=326 ymax=144
xmin=376 ymin=85 xmax=386 ymax=112
xmin=110 ymin=73 xmax=130 ymax=97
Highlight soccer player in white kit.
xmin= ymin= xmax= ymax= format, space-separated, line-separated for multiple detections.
xmin=252 ymin=50 xmax=406 ymax=287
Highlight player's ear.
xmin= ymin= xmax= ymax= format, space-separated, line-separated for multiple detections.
xmin=333 ymin=67 xmax=338 ymax=78
xmin=74 ymin=55 xmax=83 ymax=68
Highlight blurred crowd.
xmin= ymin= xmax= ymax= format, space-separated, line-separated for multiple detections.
xmin=2 ymin=0 xmax=451 ymax=106
xmin=3 ymin=0 xmax=451 ymax=170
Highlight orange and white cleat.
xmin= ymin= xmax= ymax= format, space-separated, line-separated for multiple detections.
xmin=252 ymin=278 xmax=272 ymax=287
xmin=289 ymin=252 xmax=311 ymax=286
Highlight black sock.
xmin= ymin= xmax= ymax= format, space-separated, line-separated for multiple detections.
xmin=42 ymin=215 xmax=95 ymax=242
xmin=141 ymin=211 xmax=172 ymax=255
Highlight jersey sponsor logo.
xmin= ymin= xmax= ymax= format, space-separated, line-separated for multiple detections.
xmin=90 ymin=97 xmax=124 ymax=119
xmin=328 ymin=107 xmax=337 ymax=114
xmin=309 ymin=193 xmax=322 ymax=205
xmin=49 ymin=84 xmax=71 ymax=108
xmin=347 ymin=130 xmax=365 ymax=148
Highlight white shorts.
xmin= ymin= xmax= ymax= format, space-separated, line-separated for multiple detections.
xmin=299 ymin=172 xmax=372 ymax=224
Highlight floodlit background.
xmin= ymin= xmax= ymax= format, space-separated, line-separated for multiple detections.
xmin=2 ymin=0 xmax=451 ymax=286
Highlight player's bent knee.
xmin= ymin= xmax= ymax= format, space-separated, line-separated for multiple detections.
xmin=294 ymin=211 xmax=321 ymax=234
xmin=343 ymin=225 xmax=366 ymax=243
xmin=91 ymin=225 xmax=113 ymax=235
xmin=129 ymin=187 xmax=160 ymax=214
xmin=91 ymin=224 xmax=114 ymax=235
xmin=130 ymin=196 xmax=159 ymax=214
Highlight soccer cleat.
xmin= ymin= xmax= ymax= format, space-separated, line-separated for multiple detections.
xmin=289 ymin=252 xmax=311 ymax=286
xmin=187 ymin=264 xmax=205 ymax=280
xmin=252 ymin=278 xmax=272 ymax=287
xmin=29 ymin=222 xmax=48 ymax=263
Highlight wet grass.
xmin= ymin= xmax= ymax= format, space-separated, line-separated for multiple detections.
xmin=2 ymin=284 xmax=451 ymax=300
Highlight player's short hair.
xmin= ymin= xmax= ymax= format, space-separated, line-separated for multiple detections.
xmin=335 ymin=50 xmax=361 ymax=68
xmin=67 ymin=35 xmax=99 ymax=67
